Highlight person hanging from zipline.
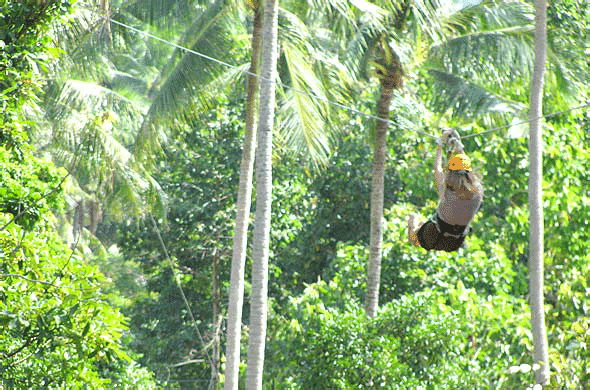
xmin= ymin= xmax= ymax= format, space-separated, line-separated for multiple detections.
xmin=408 ymin=129 xmax=484 ymax=252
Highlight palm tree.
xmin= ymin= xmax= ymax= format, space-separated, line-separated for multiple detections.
xmin=365 ymin=41 xmax=404 ymax=318
xmin=528 ymin=0 xmax=550 ymax=385
xmin=353 ymin=0 xmax=446 ymax=317
xmin=132 ymin=0 xmax=346 ymax=169
xmin=224 ymin=2 xmax=357 ymax=387
xmin=33 ymin=0 xmax=173 ymax=236
xmin=35 ymin=80 xmax=164 ymax=241
xmin=223 ymin=2 xmax=262 ymax=389
xmin=341 ymin=0 xmax=549 ymax=317
xmin=245 ymin=0 xmax=279 ymax=389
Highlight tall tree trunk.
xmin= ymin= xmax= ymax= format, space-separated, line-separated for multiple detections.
xmin=245 ymin=0 xmax=279 ymax=388
xmin=365 ymin=40 xmax=403 ymax=318
xmin=529 ymin=0 xmax=549 ymax=386
xmin=223 ymin=4 xmax=263 ymax=390
xmin=211 ymin=246 xmax=220 ymax=389
xmin=365 ymin=83 xmax=394 ymax=318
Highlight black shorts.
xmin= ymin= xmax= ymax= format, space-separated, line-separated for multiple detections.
xmin=417 ymin=214 xmax=468 ymax=252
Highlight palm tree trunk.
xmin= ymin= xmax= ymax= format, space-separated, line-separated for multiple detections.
xmin=365 ymin=83 xmax=394 ymax=318
xmin=245 ymin=0 xmax=279 ymax=388
xmin=529 ymin=0 xmax=549 ymax=386
xmin=223 ymin=4 xmax=263 ymax=390
xmin=211 ymin=246 xmax=220 ymax=388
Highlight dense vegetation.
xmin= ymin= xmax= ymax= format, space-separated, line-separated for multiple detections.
xmin=0 ymin=0 xmax=156 ymax=387
xmin=1 ymin=0 xmax=589 ymax=389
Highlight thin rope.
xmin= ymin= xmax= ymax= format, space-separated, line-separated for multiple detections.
xmin=150 ymin=215 xmax=215 ymax=371
xmin=83 ymin=5 xmax=436 ymax=138
xmin=461 ymin=101 xmax=590 ymax=139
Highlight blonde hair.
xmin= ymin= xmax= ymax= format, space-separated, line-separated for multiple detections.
xmin=444 ymin=170 xmax=484 ymax=200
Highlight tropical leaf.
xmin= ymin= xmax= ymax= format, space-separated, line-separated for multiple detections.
xmin=289 ymin=0 xmax=359 ymax=34
xmin=35 ymin=76 xmax=162 ymax=220
xmin=135 ymin=0 xmax=243 ymax=157
xmin=278 ymin=44 xmax=331 ymax=168
xmin=426 ymin=69 xmax=525 ymax=120
xmin=432 ymin=28 xmax=534 ymax=86
xmin=545 ymin=46 xmax=577 ymax=102
xmin=343 ymin=24 xmax=383 ymax=82
xmin=429 ymin=0 xmax=535 ymax=86
xmin=42 ymin=79 xmax=143 ymax=133
xmin=123 ymin=0 xmax=198 ymax=26
xmin=52 ymin=114 xmax=164 ymax=219
xmin=278 ymin=7 xmax=313 ymax=50
xmin=145 ymin=0 xmax=238 ymax=98
xmin=401 ymin=0 xmax=447 ymax=42
xmin=276 ymin=7 xmax=356 ymax=169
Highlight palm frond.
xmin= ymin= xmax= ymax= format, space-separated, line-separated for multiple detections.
xmin=287 ymin=0 xmax=358 ymax=39
xmin=146 ymin=0 xmax=235 ymax=96
xmin=47 ymin=113 xmax=164 ymax=219
xmin=428 ymin=27 xmax=535 ymax=88
xmin=36 ymin=79 xmax=153 ymax=213
xmin=343 ymin=24 xmax=383 ymax=82
xmin=426 ymin=68 xmax=525 ymax=120
xmin=135 ymin=1 xmax=243 ymax=156
xmin=350 ymin=0 xmax=390 ymax=18
xmin=51 ymin=4 xmax=161 ymax=88
xmin=429 ymin=0 xmax=535 ymax=87
xmin=406 ymin=0 xmax=447 ymax=42
xmin=52 ymin=2 xmax=99 ymax=49
xmin=49 ymin=4 xmax=113 ymax=79
xmin=164 ymin=62 xmax=251 ymax=128
xmin=478 ymin=0 xmax=533 ymax=30
xmin=342 ymin=0 xmax=441 ymax=81
xmin=444 ymin=0 xmax=533 ymax=32
xmin=42 ymin=79 xmax=143 ymax=131
xmin=136 ymin=21 xmax=237 ymax=122
xmin=108 ymin=164 xmax=166 ymax=219
xmin=312 ymin=49 xmax=355 ymax=114
xmin=122 ymin=0 xmax=199 ymax=26
xmin=278 ymin=43 xmax=332 ymax=169
xmin=278 ymin=7 xmax=314 ymax=50
xmin=545 ymin=45 xmax=579 ymax=101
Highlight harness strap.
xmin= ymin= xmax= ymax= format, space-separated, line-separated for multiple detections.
xmin=430 ymin=213 xmax=470 ymax=238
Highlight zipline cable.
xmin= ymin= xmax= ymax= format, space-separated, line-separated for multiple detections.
xmin=92 ymin=7 xmax=590 ymax=142
xmin=81 ymin=5 xmax=590 ymax=141
xmin=461 ymin=100 xmax=590 ymax=139
xmin=82 ymin=5 xmax=436 ymax=138
xmin=80 ymin=5 xmax=590 ymax=142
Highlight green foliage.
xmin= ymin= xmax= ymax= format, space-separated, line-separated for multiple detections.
xmin=0 ymin=0 xmax=69 ymax=155
xmin=0 ymin=1 xmax=157 ymax=387
xmin=264 ymin=101 xmax=590 ymax=388
xmin=19 ymin=0 xmax=588 ymax=388
xmin=266 ymin=282 xmax=417 ymax=389
xmin=0 ymin=148 xmax=65 ymax=230
xmin=546 ymin=0 xmax=590 ymax=99
xmin=111 ymin=99 xmax=246 ymax=387
xmin=266 ymin=278 xmax=535 ymax=389
xmin=379 ymin=205 xmax=516 ymax=300
xmin=275 ymin=124 xmax=404 ymax=289
xmin=295 ymin=307 xmax=418 ymax=389
xmin=0 ymin=160 xmax=156 ymax=388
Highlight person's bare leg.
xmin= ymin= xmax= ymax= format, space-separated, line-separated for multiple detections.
xmin=407 ymin=214 xmax=422 ymax=247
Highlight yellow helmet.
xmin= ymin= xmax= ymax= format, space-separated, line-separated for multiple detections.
xmin=448 ymin=153 xmax=472 ymax=171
